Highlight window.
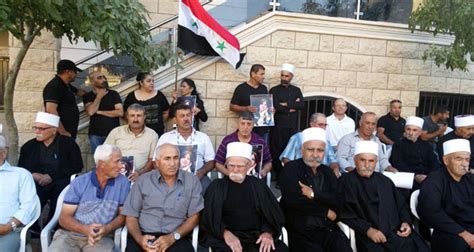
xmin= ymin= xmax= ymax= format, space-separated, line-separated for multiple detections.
xmin=417 ymin=92 xmax=474 ymax=127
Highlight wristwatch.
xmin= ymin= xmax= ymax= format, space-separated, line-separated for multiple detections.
xmin=10 ymin=221 xmax=18 ymax=232
xmin=173 ymin=231 xmax=181 ymax=240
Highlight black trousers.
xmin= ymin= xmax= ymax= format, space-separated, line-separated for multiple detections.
xmin=288 ymin=227 xmax=352 ymax=252
xmin=210 ymin=239 xmax=288 ymax=252
xmin=126 ymin=232 xmax=194 ymax=252
xmin=270 ymin=127 xmax=296 ymax=179
xmin=431 ymin=230 xmax=472 ymax=252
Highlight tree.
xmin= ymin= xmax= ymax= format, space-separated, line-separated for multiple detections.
xmin=0 ymin=0 xmax=171 ymax=164
xmin=408 ymin=0 xmax=474 ymax=71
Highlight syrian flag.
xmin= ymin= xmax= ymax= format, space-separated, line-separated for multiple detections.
xmin=178 ymin=0 xmax=245 ymax=69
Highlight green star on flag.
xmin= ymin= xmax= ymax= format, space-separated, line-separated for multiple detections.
xmin=216 ymin=41 xmax=226 ymax=52
xmin=192 ymin=21 xmax=198 ymax=29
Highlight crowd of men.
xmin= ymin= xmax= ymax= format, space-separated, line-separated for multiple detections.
xmin=0 ymin=59 xmax=474 ymax=252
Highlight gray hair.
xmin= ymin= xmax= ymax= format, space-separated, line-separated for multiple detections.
xmin=310 ymin=113 xmax=326 ymax=123
xmin=127 ymin=103 xmax=145 ymax=113
xmin=94 ymin=144 xmax=120 ymax=165
xmin=153 ymin=143 xmax=180 ymax=161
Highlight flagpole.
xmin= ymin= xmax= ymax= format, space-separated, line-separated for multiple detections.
xmin=173 ymin=23 xmax=179 ymax=91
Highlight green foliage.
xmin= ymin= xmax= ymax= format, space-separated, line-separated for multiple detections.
xmin=408 ymin=0 xmax=474 ymax=71
xmin=0 ymin=0 xmax=170 ymax=70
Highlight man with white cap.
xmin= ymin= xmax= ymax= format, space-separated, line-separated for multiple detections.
xmin=437 ymin=114 xmax=474 ymax=169
xmin=418 ymin=139 xmax=474 ymax=252
xmin=279 ymin=128 xmax=351 ymax=252
xmin=390 ymin=116 xmax=440 ymax=189
xmin=0 ymin=135 xmax=37 ymax=251
xmin=339 ymin=141 xmax=428 ymax=252
xmin=201 ymin=142 xmax=288 ymax=252
xmin=269 ymin=63 xmax=304 ymax=181
xmin=18 ymin=112 xmax=83 ymax=226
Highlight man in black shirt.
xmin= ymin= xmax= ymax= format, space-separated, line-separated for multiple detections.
xmin=269 ymin=64 xmax=304 ymax=180
xmin=376 ymin=99 xmax=406 ymax=146
xmin=437 ymin=114 xmax=474 ymax=169
xmin=43 ymin=59 xmax=83 ymax=138
xmin=230 ymin=64 xmax=270 ymax=141
xmin=83 ymin=71 xmax=123 ymax=153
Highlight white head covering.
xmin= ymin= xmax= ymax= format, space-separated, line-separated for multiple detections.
xmin=443 ymin=139 xmax=471 ymax=156
xmin=354 ymin=141 xmax=379 ymax=156
xmin=35 ymin=112 xmax=60 ymax=127
xmin=454 ymin=115 xmax=474 ymax=127
xmin=226 ymin=142 xmax=253 ymax=160
xmin=301 ymin=127 xmax=326 ymax=144
xmin=406 ymin=116 xmax=424 ymax=129
xmin=0 ymin=135 xmax=6 ymax=149
xmin=281 ymin=63 xmax=295 ymax=75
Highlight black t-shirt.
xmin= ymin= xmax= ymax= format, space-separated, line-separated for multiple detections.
xmin=231 ymin=82 xmax=269 ymax=136
xmin=377 ymin=113 xmax=406 ymax=144
xmin=123 ymin=91 xmax=170 ymax=136
xmin=83 ymin=89 xmax=122 ymax=136
xmin=43 ymin=75 xmax=79 ymax=138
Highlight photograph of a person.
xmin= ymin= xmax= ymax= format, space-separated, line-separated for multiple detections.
xmin=177 ymin=144 xmax=198 ymax=174
xmin=250 ymin=94 xmax=274 ymax=127
xmin=120 ymin=156 xmax=134 ymax=178
xmin=248 ymin=144 xmax=263 ymax=178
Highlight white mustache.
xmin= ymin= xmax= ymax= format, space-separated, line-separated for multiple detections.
xmin=229 ymin=172 xmax=245 ymax=181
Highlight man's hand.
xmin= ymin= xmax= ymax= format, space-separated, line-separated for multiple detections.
xmin=32 ymin=173 xmax=44 ymax=183
xmin=192 ymin=107 xmax=201 ymax=116
xmin=414 ymin=174 xmax=427 ymax=184
xmin=384 ymin=166 xmax=398 ymax=173
xmin=247 ymin=106 xmax=257 ymax=113
xmin=140 ymin=234 xmax=158 ymax=251
xmin=459 ymin=231 xmax=474 ymax=249
xmin=367 ymin=227 xmax=387 ymax=244
xmin=195 ymin=169 xmax=206 ymax=178
xmin=224 ymin=229 xmax=242 ymax=252
xmin=330 ymin=163 xmax=341 ymax=178
xmin=327 ymin=209 xmax=337 ymax=221
xmin=86 ymin=224 xmax=106 ymax=246
xmin=298 ymin=181 xmax=314 ymax=199
xmin=438 ymin=125 xmax=448 ymax=137
xmin=0 ymin=224 xmax=12 ymax=235
xmin=154 ymin=233 xmax=176 ymax=252
xmin=260 ymin=169 xmax=269 ymax=178
xmin=128 ymin=171 xmax=139 ymax=182
xmin=96 ymin=88 xmax=107 ymax=99
xmin=396 ymin=222 xmax=411 ymax=237
xmin=256 ymin=232 xmax=275 ymax=252
xmin=345 ymin=167 xmax=355 ymax=172
xmin=279 ymin=102 xmax=288 ymax=107
xmin=38 ymin=174 xmax=53 ymax=186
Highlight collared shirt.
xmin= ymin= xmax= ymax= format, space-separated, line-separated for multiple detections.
xmin=157 ymin=129 xmax=215 ymax=171
xmin=122 ymin=170 xmax=204 ymax=233
xmin=269 ymin=84 xmax=304 ymax=129
xmin=336 ymin=130 xmax=391 ymax=172
xmin=63 ymin=171 xmax=130 ymax=228
xmin=0 ymin=161 xmax=37 ymax=225
xmin=214 ymin=131 xmax=271 ymax=165
xmin=377 ymin=113 xmax=406 ymax=144
xmin=105 ymin=125 xmax=158 ymax=171
xmin=279 ymin=132 xmax=337 ymax=166
xmin=326 ymin=113 xmax=355 ymax=148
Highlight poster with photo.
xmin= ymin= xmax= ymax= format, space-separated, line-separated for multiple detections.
xmin=177 ymin=144 xmax=198 ymax=174
xmin=250 ymin=94 xmax=274 ymax=127
xmin=120 ymin=156 xmax=135 ymax=178
xmin=248 ymin=144 xmax=263 ymax=178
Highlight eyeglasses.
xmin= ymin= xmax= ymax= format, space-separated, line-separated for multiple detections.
xmin=32 ymin=126 xmax=53 ymax=131
xmin=317 ymin=123 xmax=328 ymax=127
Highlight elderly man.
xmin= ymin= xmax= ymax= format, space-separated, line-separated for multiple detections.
xmin=376 ymin=100 xmax=406 ymax=146
xmin=215 ymin=112 xmax=272 ymax=178
xmin=418 ymin=139 xmax=474 ymax=252
xmin=339 ymin=141 xmax=429 ymax=252
xmin=0 ymin=135 xmax=37 ymax=251
xmin=326 ymin=98 xmax=355 ymax=151
xmin=269 ymin=63 xmax=304 ymax=179
xmin=202 ymin=142 xmax=287 ymax=252
xmin=157 ymin=103 xmax=215 ymax=191
xmin=48 ymin=144 xmax=130 ymax=251
xmin=280 ymin=113 xmax=339 ymax=176
xmin=437 ymin=114 xmax=474 ymax=169
xmin=279 ymin=128 xmax=351 ymax=252
xmin=122 ymin=144 xmax=203 ymax=252
xmin=19 ymin=112 xmax=83 ymax=223
xmin=83 ymin=71 xmax=123 ymax=153
xmin=337 ymin=112 xmax=396 ymax=173
xmin=390 ymin=116 xmax=440 ymax=189
xmin=105 ymin=103 xmax=158 ymax=181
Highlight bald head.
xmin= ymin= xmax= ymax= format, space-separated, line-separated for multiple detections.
xmin=89 ymin=71 xmax=108 ymax=88
xmin=155 ymin=143 xmax=180 ymax=160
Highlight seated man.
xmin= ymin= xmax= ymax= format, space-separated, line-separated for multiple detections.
xmin=280 ymin=113 xmax=339 ymax=176
xmin=215 ymin=112 xmax=272 ymax=178
xmin=419 ymin=139 xmax=474 ymax=252
xmin=201 ymin=142 xmax=288 ymax=252
xmin=105 ymin=103 xmax=158 ymax=181
xmin=49 ymin=144 xmax=130 ymax=251
xmin=339 ymin=141 xmax=428 ymax=252
xmin=0 ymin=135 xmax=37 ymax=251
xmin=279 ymin=128 xmax=351 ymax=252
xmin=122 ymin=144 xmax=203 ymax=252
xmin=19 ymin=112 xmax=83 ymax=224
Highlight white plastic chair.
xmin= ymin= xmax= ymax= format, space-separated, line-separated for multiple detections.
xmin=410 ymin=190 xmax=433 ymax=235
xmin=337 ymin=222 xmax=357 ymax=251
xmin=40 ymin=185 xmax=122 ymax=252
xmin=19 ymin=195 xmax=41 ymax=252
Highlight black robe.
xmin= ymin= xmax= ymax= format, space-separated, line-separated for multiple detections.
xmin=201 ymin=176 xmax=285 ymax=249
xmin=437 ymin=131 xmax=474 ymax=169
xmin=339 ymin=171 xmax=428 ymax=252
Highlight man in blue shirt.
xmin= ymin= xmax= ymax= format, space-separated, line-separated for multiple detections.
xmin=0 ymin=135 xmax=37 ymax=251
xmin=49 ymin=144 xmax=130 ymax=251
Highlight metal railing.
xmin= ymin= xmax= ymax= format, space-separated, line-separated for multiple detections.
xmin=417 ymin=92 xmax=474 ymax=127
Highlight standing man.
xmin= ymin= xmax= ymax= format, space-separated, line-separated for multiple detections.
xmin=420 ymin=105 xmax=450 ymax=145
xmin=83 ymin=71 xmax=123 ymax=153
xmin=230 ymin=64 xmax=270 ymax=141
xmin=43 ymin=59 xmax=83 ymax=138
xmin=437 ymin=115 xmax=474 ymax=169
xmin=269 ymin=63 xmax=304 ymax=181
xmin=326 ymin=98 xmax=355 ymax=151
xmin=376 ymin=100 xmax=406 ymax=147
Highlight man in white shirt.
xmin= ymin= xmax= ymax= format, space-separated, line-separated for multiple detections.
xmin=326 ymin=98 xmax=355 ymax=151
